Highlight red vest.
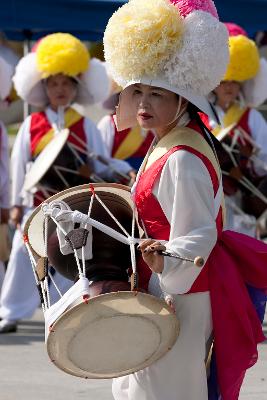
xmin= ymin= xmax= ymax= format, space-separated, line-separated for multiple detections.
xmin=134 ymin=121 xmax=223 ymax=292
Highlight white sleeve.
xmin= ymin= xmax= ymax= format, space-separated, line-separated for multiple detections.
xmin=84 ymin=118 xmax=132 ymax=178
xmin=0 ymin=123 xmax=10 ymax=208
xmin=248 ymin=109 xmax=267 ymax=176
xmin=97 ymin=115 xmax=115 ymax=156
xmin=152 ymin=151 xmax=217 ymax=294
xmin=11 ymin=116 xmax=31 ymax=206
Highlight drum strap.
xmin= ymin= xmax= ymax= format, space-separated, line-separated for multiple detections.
xmin=211 ymin=103 xmax=248 ymax=137
xmin=113 ymin=124 xmax=148 ymax=160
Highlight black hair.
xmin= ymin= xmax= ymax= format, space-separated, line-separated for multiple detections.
xmin=187 ymin=102 xmax=233 ymax=171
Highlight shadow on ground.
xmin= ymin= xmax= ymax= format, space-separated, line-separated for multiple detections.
xmin=0 ymin=319 xmax=44 ymax=345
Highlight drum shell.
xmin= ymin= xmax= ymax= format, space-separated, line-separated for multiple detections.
xmin=47 ymin=191 xmax=137 ymax=281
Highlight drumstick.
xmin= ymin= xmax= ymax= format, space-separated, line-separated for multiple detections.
xmin=159 ymin=251 xmax=204 ymax=267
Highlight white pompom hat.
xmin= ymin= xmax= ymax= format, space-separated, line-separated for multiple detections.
xmin=13 ymin=33 xmax=110 ymax=107
xmin=104 ymin=0 xmax=229 ymax=129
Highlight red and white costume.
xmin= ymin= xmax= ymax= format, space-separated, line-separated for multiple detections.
xmin=98 ymin=114 xmax=154 ymax=170
xmin=104 ymin=2 xmax=267 ymax=400
xmin=201 ymin=105 xmax=267 ymax=236
xmin=113 ymin=121 xmax=267 ymax=400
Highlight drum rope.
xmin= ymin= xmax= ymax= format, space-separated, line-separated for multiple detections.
xmin=70 ymin=131 xmax=130 ymax=182
xmin=93 ymin=192 xmax=131 ymax=238
xmin=24 ymin=238 xmax=48 ymax=311
xmin=48 ymin=271 xmax=63 ymax=297
xmin=44 ymin=215 xmax=51 ymax=308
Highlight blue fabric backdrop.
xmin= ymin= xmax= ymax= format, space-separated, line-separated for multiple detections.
xmin=1 ymin=0 xmax=267 ymax=41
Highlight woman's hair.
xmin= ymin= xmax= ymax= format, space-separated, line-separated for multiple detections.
xmin=187 ymin=102 xmax=233 ymax=171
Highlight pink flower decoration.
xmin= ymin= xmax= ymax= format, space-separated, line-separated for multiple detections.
xmin=170 ymin=0 xmax=218 ymax=19
xmin=224 ymin=22 xmax=248 ymax=37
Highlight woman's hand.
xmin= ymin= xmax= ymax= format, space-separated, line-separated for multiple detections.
xmin=128 ymin=169 xmax=137 ymax=187
xmin=138 ymin=239 xmax=166 ymax=274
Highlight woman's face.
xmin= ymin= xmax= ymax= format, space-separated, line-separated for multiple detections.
xmin=214 ymin=81 xmax=241 ymax=108
xmin=45 ymin=74 xmax=78 ymax=110
xmin=131 ymin=84 xmax=181 ymax=136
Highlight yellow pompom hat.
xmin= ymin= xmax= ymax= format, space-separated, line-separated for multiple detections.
xmin=13 ymin=33 xmax=109 ymax=107
xmin=36 ymin=33 xmax=90 ymax=78
xmin=224 ymin=35 xmax=260 ymax=82
xmin=222 ymin=23 xmax=267 ymax=107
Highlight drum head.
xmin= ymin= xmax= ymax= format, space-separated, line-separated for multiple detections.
xmin=23 ymin=129 xmax=70 ymax=192
xmin=47 ymin=291 xmax=179 ymax=379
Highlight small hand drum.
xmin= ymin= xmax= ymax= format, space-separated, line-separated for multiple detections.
xmin=24 ymin=183 xmax=179 ymax=379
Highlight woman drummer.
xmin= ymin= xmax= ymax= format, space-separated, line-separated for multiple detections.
xmin=0 ymin=33 xmax=134 ymax=333
xmin=103 ymin=1 xmax=267 ymax=399
xmin=201 ymin=23 xmax=267 ymax=235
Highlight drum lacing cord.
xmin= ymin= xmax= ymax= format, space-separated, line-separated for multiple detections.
xmin=89 ymin=188 xmax=138 ymax=278
xmin=23 ymin=235 xmax=47 ymax=312
xmin=44 ymin=215 xmax=51 ymax=308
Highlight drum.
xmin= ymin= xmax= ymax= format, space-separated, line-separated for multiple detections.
xmin=23 ymin=183 xmax=179 ymax=379
xmin=23 ymin=129 xmax=103 ymax=205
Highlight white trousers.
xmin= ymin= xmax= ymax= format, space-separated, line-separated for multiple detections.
xmin=0 ymin=209 xmax=72 ymax=321
xmin=112 ymin=292 xmax=212 ymax=400
xmin=0 ymin=260 xmax=5 ymax=292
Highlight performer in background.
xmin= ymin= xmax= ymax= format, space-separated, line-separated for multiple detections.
xmin=201 ymin=23 xmax=267 ymax=236
xmin=0 ymin=53 xmax=14 ymax=290
xmin=98 ymin=86 xmax=154 ymax=170
xmin=0 ymin=33 xmax=133 ymax=333
xmin=104 ymin=1 xmax=267 ymax=399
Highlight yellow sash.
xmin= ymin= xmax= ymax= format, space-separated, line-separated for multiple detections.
xmin=145 ymin=126 xmax=225 ymax=223
xmin=33 ymin=108 xmax=83 ymax=157
xmin=113 ymin=126 xmax=146 ymax=160
xmin=212 ymin=103 xmax=248 ymax=137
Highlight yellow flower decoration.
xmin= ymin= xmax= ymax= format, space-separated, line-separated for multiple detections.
xmin=36 ymin=33 xmax=90 ymax=78
xmin=104 ymin=0 xmax=184 ymax=82
xmin=224 ymin=35 xmax=260 ymax=82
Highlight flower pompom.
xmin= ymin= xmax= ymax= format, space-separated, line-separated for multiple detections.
xmin=170 ymin=0 xmax=218 ymax=19
xmin=164 ymin=11 xmax=229 ymax=95
xmin=36 ymin=33 xmax=90 ymax=78
xmin=224 ymin=35 xmax=260 ymax=82
xmin=104 ymin=0 xmax=184 ymax=84
xmin=224 ymin=22 xmax=247 ymax=37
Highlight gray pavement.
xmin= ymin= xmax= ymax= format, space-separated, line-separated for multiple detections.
xmin=0 ymin=309 xmax=266 ymax=400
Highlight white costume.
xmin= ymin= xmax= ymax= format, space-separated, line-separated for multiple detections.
xmin=0 ymin=52 xmax=13 ymax=292
xmin=0 ymin=122 xmax=9 ymax=290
